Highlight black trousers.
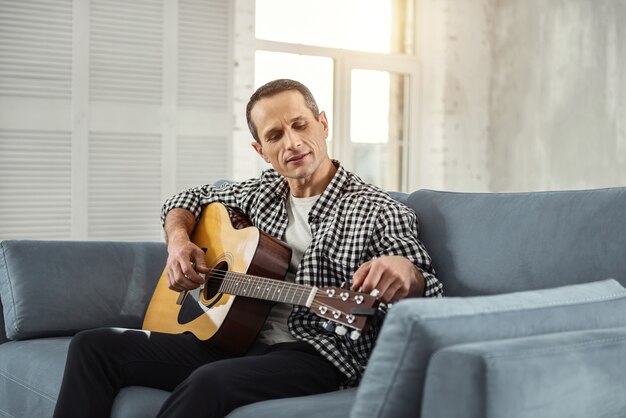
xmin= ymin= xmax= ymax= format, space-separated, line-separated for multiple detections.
xmin=52 ymin=328 xmax=344 ymax=418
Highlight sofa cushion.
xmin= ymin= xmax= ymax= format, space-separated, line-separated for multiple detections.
xmin=351 ymin=279 xmax=626 ymax=418
xmin=407 ymin=187 xmax=626 ymax=296
xmin=0 ymin=337 xmax=70 ymax=418
xmin=111 ymin=386 xmax=170 ymax=418
xmin=0 ymin=240 xmax=167 ymax=340
xmin=226 ymin=388 xmax=356 ymax=418
xmin=421 ymin=327 xmax=626 ymax=418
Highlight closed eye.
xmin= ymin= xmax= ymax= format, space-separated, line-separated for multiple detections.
xmin=293 ymin=122 xmax=307 ymax=131
xmin=265 ymin=130 xmax=283 ymax=142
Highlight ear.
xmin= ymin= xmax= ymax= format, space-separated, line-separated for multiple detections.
xmin=319 ymin=111 xmax=329 ymax=138
xmin=251 ymin=141 xmax=270 ymax=163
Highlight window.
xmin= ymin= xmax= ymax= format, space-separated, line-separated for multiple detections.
xmin=254 ymin=0 xmax=419 ymax=191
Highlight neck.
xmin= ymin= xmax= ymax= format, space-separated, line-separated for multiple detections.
xmin=288 ymin=159 xmax=337 ymax=197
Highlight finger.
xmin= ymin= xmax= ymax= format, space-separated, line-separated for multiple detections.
xmin=172 ymin=272 xmax=202 ymax=291
xmin=179 ymin=256 xmax=205 ymax=285
xmin=357 ymin=261 xmax=385 ymax=295
xmin=379 ymin=280 xmax=407 ymax=303
xmin=166 ymin=268 xmax=185 ymax=292
xmin=165 ymin=256 xmax=201 ymax=290
xmin=168 ymin=282 xmax=185 ymax=292
xmin=366 ymin=267 xmax=402 ymax=300
xmin=191 ymin=250 xmax=210 ymax=274
xmin=166 ymin=259 xmax=181 ymax=289
xmin=351 ymin=261 xmax=371 ymax=291
xmin=181 ymin=266 xmax=204 ymax=285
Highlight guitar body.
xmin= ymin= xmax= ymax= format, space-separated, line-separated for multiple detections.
xmin=142 ymin=203 xmax=292 ymax=355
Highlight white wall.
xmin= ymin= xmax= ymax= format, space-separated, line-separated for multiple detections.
xmin=416 ymin=0 xmax=626 ymax=192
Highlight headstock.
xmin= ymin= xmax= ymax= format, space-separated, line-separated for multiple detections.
xmin=311 ymin=286 xmax=380 ymax=340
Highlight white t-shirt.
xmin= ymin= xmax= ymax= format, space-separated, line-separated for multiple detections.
xmin=256 ymin=193 xmax=320 ymax=345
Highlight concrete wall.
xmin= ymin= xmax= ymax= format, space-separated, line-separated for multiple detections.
xmin=490 ymin=0 xmax=626 ymax=191
xmin=416 ymin=0 xmax=492 ymax=191
xmin=232 ymin=0 xmax=258 ymax=181
xmin=417 ymin=0 xmax=626 ymax=192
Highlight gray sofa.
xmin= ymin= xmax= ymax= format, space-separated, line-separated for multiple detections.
xmin=2 ymin=187 xmax=626 ymax=418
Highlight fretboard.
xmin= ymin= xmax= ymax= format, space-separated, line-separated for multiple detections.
xmin=218 ymin=272 xmax=317 ymax=307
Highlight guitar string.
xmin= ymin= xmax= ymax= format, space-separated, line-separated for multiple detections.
xmin=182 ymin=268 xmax=370 ymax=326
xmin=191 ymin=268 xmax=370 ymax=308
xmin=198 ymin=275 xmax=366 ymax=312
xmin=191 ymin=270 xmax=314 ymax=307
xmin=190 ymin=267 xmax=318 ymax=300
xmin=193 ymin=267 xmax=366 ymax=297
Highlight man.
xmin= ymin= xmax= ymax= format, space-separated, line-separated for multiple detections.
xmin=54 ymin=79 xmax=443 ymax=418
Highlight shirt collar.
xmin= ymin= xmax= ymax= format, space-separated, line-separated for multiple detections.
xmin=261 ymin=160 xmax=351 ymax=220
xmin=309 ymin=160 xmax=350 ymax=221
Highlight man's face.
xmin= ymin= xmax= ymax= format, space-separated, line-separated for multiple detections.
xmin=250 ymin=90 xmax=330 ymax=183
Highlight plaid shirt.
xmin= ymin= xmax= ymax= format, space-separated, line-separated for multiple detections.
xmin=161 ymin=163 xmax=443 ymax=386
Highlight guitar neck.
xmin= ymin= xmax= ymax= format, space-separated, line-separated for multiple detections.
xmin=218 ymin=272 xmax=317 ymax=308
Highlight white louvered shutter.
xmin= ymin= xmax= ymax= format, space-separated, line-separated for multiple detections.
xmin=0 ymin=0 xmax=73 ymax=239
xmin=0 ymin=0 xmax=233 ymax=241
xmin=87 ymin=0 xmax=165 ymax=239
xmin=176 ymin=0 xmax=232 ymax=191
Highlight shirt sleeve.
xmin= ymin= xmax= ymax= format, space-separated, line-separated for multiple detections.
xmin=371 ymin=202 xmax=444 ymax=298
xmin=160 ymin=178 xmax=262 ymax=226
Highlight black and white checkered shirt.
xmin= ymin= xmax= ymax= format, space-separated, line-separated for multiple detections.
xmin=161 ymin=163 xmax=443 ymax=387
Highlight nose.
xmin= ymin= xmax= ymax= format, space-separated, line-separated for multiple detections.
xmin=284 ymin=128 xmax=302 ymax=149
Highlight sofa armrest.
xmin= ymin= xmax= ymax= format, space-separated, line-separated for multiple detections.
xmin=0 ymin=240 xmax=167 ymax=340
xmin=421 ymin=327 xmax=626 ymax=418
xmin=350 ymin=279 xmax=626 ymax=418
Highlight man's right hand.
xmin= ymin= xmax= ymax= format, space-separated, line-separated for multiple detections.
xmin=165 ymin=238 xmax=208 ymax=292
xmin=163 ymin=208 xmax=209 ymax=292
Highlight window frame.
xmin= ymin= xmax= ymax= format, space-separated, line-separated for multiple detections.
xmin=254 ymin=11 xmax=421 ymax=192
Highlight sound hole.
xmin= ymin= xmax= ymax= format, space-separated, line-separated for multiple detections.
xmin=203 ymin=261 xmax=228 ymax=304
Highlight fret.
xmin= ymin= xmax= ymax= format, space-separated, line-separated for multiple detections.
xmin=223 ymin=273 xmax=234 ymax=294
xmin=249 ymin=279 xmax=257 ymax=298
xmin=242 ymin=277 xmax=251 ymax=296
xmin=297 ymin=288 xmax=306 ymax=306
xmin=215 ymin=270 xmax=317 ymax=307
xmin=217 ymin=275 xmax=226 ymax=293
xmin=273 ymin=280 xmax=283 ymax=302
xmin=268 ymin=279 xmax=278 ymax=302
xmin=219 ymin=274 xmax=229 ymax=294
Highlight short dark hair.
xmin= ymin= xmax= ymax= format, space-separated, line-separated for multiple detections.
xmin=246 ymin=79 xmax=320 ymax=143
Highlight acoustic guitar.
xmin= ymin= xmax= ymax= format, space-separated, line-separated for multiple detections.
xmin=142 ymin=202 xmax=379 ymax=355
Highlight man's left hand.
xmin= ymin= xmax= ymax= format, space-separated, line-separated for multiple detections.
xmin=351 ymin=256 xmax=425 ymax=303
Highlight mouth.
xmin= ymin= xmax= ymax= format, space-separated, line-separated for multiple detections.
xmin=286 ymin=153 xmax=310 ymax=163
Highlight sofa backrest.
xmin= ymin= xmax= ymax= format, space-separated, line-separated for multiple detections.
xmin=0 ymin=240 xmax=168 ymax=341
xmin=407 ymin=187 xmax=626 ymax=296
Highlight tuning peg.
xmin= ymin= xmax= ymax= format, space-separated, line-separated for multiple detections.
xmin=322 ymin=321 xmax=336 ymax=333
xmin=350 ymin=330 xmax=361 ymax=340
xmin=335 ymin=325 xmax=348 ymax=336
